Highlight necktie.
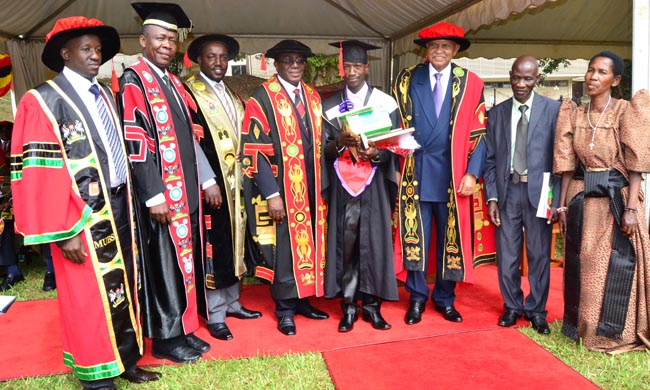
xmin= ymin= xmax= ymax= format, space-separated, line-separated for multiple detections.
xmin=163 ymin=74 xmax=187 ymax=119
xmin=89 ymin=84 xmax=127 ymax=183
xmin=513 ymin=104 xmax=529 ymax=175
xmin=433 ymin=72 xmax=443 ymax=117
xmin=162 ymin=74 xmax=173 ymax=90
xmin=216 ymin=83 xmax=237 ymax=130
xmin=293 ymin=89 xmax=306 ymax=120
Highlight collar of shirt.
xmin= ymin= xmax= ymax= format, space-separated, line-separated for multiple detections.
xmin=429 ymin=62 xmax=452 ymax=91
xmin=62 ymin=66 xmax=98 ymax=99
xmin=143 ymin=57 xmax=170 ymax=81
xmin=512 ymin=91 xmax=535 ymax=114
xmin=200 ymin=71 xmax=225 ymax=91
xmin=62 ymin=67 xmax=123 ymax=187
xmin=277 ymin=74 xmax=303 ymax=98
xmin=345 ymin=82 xmax=368 ymax=108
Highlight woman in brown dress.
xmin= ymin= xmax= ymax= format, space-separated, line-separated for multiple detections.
xmin=554 ymin=51 xmax=650 ymax=353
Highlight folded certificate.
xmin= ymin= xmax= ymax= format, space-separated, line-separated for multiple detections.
xmin=536 ymin=172 xmax=553 ymax=219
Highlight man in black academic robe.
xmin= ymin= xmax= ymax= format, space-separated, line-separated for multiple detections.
xmin=322 ymin=40 xmax=399 ymax=332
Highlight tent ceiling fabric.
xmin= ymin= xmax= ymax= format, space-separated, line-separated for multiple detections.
xmin=0 ymin=0 xmax=634 ymax=57
xmin=393 ymin=0 xmax=632 ymax=58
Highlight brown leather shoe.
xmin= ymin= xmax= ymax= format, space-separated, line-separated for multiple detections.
xmin=119 ymin=367 xmax=161 ymax=383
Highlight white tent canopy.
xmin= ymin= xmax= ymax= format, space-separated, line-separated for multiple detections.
xmin=0 ymin=0 xmax=635 ymax=97
xmin=3 ymin=0 xmax=650 ymax=218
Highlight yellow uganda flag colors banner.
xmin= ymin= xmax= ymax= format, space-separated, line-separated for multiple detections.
xmin=0 ymin=54 xmax=12 ymax=97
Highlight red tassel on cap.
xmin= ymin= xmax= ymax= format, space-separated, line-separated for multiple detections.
xmin=183 ymin=51 xmax=192 ymax=68
xmin=338 ymin=40 xmax=344 ymax=77
xmin=260 ymin=52 xmax=267 ymax=71
xmin=111 ymin=59 xmax=119 ymax=93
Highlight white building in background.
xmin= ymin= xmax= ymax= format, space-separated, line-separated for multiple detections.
xmin=453 ymin=58 xmax=589 ymax=109
xmin=101 ymin=55 xmax=588 ymax=105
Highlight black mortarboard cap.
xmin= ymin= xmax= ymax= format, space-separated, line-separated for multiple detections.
xmin=131 ymin=2 xmax=192 ymax=31
xmin=328 ymin=40 xmax=379 ymax=64
xmin=265 ymin=40 xmax=315 ymax=60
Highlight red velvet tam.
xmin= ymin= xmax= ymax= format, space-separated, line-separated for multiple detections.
xmin=41 ymin=16 xmax=120 ymax=72
xmin=413 ymin=22 xmax=471 ymax=51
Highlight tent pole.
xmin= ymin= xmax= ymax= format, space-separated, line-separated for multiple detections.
xmin=632 ymin=0 xmax=650 ymax=225
xmin=388 ymin=40 xmax=394 ymax=92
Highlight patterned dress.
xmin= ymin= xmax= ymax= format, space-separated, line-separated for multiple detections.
xmin=553 ymin=91 xmax=650 ymax=352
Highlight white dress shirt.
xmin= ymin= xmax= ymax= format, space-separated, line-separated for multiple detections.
xmin=62 ymin=67 xmax=123 ymax=188
xmin=278 ymin=74 xmax=304 ymax=104
xmin=429 ymin=62 xmax=452 ymax=101
xmin=201 ymin=72 xmax=237 ymax=130
xmin=345 ymin=82 xmax=369 ymax=109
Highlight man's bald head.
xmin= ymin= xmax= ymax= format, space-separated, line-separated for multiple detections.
xmin=510 ymin=55 xmax=540 ymax=103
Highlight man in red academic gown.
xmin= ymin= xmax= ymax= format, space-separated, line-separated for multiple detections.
xmin=11 ymin=16 xmax=160 ymax=390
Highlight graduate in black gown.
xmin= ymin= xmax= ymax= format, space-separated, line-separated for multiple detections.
xmin=322 ymin=40 xmax=399 ymax=332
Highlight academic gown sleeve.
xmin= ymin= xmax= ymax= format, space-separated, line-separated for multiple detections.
xmin=10 ymin=92 xmax=92 ymax=245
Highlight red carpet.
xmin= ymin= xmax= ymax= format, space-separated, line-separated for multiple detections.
xmin=0 ymin=265 xmax=586 ymax=387
xmin=323 ymin=329 xmax=598 ymax=390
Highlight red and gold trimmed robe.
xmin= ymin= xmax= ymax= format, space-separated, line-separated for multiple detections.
xmin=11 ymin=76 xmax=142 ymax=381
xmin=240 ymin=76 xmax=327 ymax=299
xmin=393 ymin=63 xmax=496 ymax=283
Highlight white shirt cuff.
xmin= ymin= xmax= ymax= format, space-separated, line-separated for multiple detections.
xmin=202 ymin=178 xmax=217 ymax=190
xmin=145 ymin=193 xmax=166 ymax=207
xmin=266 ymin=192 xmax=280 ymax=199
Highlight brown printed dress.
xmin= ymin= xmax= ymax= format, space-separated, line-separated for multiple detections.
xmin=553 ymin=91 xmax=650 ymax=353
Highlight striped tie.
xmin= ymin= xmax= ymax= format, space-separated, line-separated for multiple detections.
xmin=293 ymin=89 xmax=306 ymax=120
xmin=216 ymin=83 xmax=237 ymax=130
xmin=89 ymin=84 xmax=127 ymax=183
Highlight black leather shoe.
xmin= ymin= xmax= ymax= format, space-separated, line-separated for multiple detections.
xmin=434 ymin=304 xmax=463 ymax=322
xmin=185 ymin=333 xmax=211 ymax=353
xmin=42 ymin=271 xmax=56 ymax=292
xmin=498 ymin=310 xmax=521 ymax=327
xmin=277 ymin=316 xmax=296 ymax=336
xmin=362 ymin=310 xmax=391 ymax=330
xmin=338 ymin=313 xmax=356 ymax=332
xmin=207 ymin=322 xmax=233 ymax=341
xmin=0 ymin=273 xmax=25 ymax=291
xmin=119 ymin=367 xmax=162 ymax=383
xmin=296 ymin=303 xmax=329 ymax=320
xmin=528 ymin=315 xmax=551 ymax=334
xmin=83 ymin=386 xmax=115 ymax=390
xmin=338 ymin=303 xmax=359 ymax=333
xmin=405 ymin=301 xmax=425 ymax=325
xmin=152 ymin=344 xmax=201 ymax=364
xmin=226 ymin=306 xmax=262 ymax=320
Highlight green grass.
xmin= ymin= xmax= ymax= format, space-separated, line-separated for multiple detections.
xmin=0 ymin=352 xmax=334 ymax=390
xmin=1 ymin=251 xmax=57 ymax=301
xmin=520 ymin=321 xmax=650 ymax=389
xmin=3 ymin=257 xmax=650 ymax=389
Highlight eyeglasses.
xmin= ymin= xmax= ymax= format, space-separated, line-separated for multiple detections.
xmin=278 ymin=57 xmax=306 ymax=65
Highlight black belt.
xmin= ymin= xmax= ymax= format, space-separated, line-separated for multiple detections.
xmin=110 ymin=184 xmax=126 ymax=196
xmin=510 ymin=172 xmax=527 ymax=183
